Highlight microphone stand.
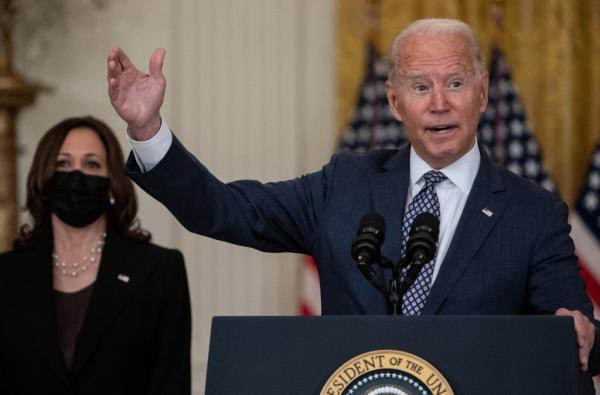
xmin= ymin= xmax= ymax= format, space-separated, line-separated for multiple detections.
xmin=388 ymin=277 xmax=401 ymax=315
xmin=387 ymin=256 xmax=427 ymax=316
xmin=356 ymin=256 xmax=387 ymax=295
xmin=355 ymin=253 xmax=426 ymax=316
xmin=387 ymin=256 xmax=404 ymax=315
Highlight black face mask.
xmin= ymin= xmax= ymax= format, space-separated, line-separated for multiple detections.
xmin=48 ymin=171 xmax=111 ymax=228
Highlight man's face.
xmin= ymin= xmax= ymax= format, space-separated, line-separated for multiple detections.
xmin=386 ymin=33 xmax=488 ymax=169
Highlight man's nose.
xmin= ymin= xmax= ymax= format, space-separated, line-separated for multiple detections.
xmin=429 ymin=87 xmax=449 ymax=112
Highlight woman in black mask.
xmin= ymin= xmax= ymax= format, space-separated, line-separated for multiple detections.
xmin=0 ymin=116 xmax=191 ymax=394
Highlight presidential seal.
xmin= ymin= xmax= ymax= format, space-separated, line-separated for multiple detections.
xmin=320 ymin=350 xmax=454 ymax=395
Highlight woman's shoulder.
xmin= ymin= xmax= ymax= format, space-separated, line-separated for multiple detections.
xmin=0 ymin=248 xmax=18 ymax=261
xmin=0 ymin=249 xmax=19 ymax=274
xmin=0 ymin=238 xmax=49 ymax=264
xmin=121 ymin=240 xmax=189 ymax=297
xmin=119 ymin=236 xmax=181 ymax=253
xmin=0 ymin=239 xmax=50 ymax=290
xmin=111 ymin=233 xmax=185 ymax=265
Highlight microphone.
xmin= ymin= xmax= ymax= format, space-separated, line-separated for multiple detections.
xmin=406 ymin=212 xmax=439 ymax=265
xmin=351 ymin=213 xmax=386 ymax=294
xmin=351 ymin=213 xmax=385 ymax=265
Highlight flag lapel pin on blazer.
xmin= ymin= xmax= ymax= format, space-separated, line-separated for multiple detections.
xmin=118 ymin=274 xmax=130 ymax=283
xmin=481 ymin=208 xmax=494 ymax=217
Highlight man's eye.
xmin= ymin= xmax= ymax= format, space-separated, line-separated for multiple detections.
xmin=414 ymin=85 xmax=428 ymax=92
xmin=449 ymin=80 xmax=463 ymax=88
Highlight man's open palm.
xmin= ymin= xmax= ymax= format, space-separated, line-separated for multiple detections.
xmin=107 ymin=47 xmax=166 ymax=140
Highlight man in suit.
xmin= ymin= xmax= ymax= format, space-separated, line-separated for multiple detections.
xmin=107 ymin=18 xmax=599 ymax=373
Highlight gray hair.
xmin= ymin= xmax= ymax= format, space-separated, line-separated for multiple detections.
xmin=387 ymin=18 xmax=485 ymax=80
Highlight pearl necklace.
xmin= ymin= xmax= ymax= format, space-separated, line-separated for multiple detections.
xmin=52 ymin=232 xmax=107 ymax=277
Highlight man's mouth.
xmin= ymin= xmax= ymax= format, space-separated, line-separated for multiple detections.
xmin=426 ymin=124 xmax=457 ymax=133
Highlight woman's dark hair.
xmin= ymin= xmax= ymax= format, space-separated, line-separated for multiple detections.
xmin=16 ymin=116 xmax=151 ymax=246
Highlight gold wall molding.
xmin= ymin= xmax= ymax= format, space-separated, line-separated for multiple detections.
xmin=0 ymin=65 xmax=42 ymax=251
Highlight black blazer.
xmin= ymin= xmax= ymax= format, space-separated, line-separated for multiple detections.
xmin=0 ymin=231 xmax=191 ymax=395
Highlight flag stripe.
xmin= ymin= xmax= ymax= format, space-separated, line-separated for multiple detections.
xmin=579 ymin=261 xmax=600 ymax=307
xmin=299 ymin=256 xmax=321 ymax=316
xmin=571 ymin=214 xmax=600 ymax=281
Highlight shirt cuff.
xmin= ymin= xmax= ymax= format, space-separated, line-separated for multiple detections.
xmin=126 ymin=119 xmax=173 ymax=172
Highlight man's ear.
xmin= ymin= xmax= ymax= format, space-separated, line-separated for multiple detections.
xmin=386 ymin=80 xmax=404 ymax=123
xmin=479 ymin=70 xmax=489 ymax=113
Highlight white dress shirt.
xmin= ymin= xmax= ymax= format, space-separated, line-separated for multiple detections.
xmin=407 ymin=143 xmax=480 ymax=284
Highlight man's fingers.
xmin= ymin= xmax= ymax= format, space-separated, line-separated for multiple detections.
xmin=578 ymin=318 xmax=591 ymax=371
xmin=580 ymin=349 xmax=589 ymax=371
xmin=573 ymin=312 xmax=591 ymax=349
xmin=107 ymin=59 xmax=122 ymax=83
xmin=149 ymin=48 xmax=166 ymax=80
xmin=573 ymin=314 xmax=590 ymax=370
xmin=572 ymin=312 xmax=586 ymax=346
xmin=116 ymin=47 xmax=134 ymax=70
xmin=107 ymin=52 xmax=121 ymax=102
xmin=107 ymin=78 xmax=119 ymax=102
xmin=107 ymin=48 xmax=125 ymax=100
xmin=108 ymin=47 xmax=120 ymax=62
xmin=556 ymin=308 xmax=595 ymax=372
xmin=107 ymin=47 xmax=130 ymax=71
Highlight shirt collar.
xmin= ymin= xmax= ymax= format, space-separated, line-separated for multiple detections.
xmin=409 ymin=140 xmax=480 ymax=194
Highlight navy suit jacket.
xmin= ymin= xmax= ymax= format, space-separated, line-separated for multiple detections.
xmin=127 ymin=135 xmax=600 ymax=374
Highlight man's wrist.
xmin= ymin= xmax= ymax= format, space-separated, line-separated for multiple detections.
xmin=127 ymin=118 xmax=172 ymax=172
xmin=127 ymin=115 xmax=162 ymax=141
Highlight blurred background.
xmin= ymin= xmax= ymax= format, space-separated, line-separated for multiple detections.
xmin=2 ymin=0 xmax=599 ymax=393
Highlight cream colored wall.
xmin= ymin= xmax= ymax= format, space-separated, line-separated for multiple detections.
xmin=15 ymin=1 xmax=334 ymax=393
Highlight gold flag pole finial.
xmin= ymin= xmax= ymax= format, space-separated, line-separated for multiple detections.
xmin=491 ymin=1 xmax=505 ymax=45
xmin=366 ymin=0 xmax=382 ymax=44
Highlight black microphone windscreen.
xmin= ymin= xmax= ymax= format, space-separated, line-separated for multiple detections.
xmin=357 ymin=213 xmax=386 ymax=243
xmin=410 ymin=212 xmax=439 ymax=241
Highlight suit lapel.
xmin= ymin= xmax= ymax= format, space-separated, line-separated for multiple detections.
xmin=12 ymin=238 xmax=70 ymax=385
xmin=422 ymin=149 xmax=506 ymax=314
xmin=369 ymin=145 xmax=410 ymax=302
xmin=371 ymin=145 xmax=411 ymax=262
xmin=69 ymin=232 xmax=157 ymax=377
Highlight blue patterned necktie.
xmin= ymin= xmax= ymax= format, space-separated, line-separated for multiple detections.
xmin=401 ymin=170 xmax=447 ymax=315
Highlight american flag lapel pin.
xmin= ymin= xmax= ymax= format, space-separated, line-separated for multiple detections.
xmin=481 ymin=208 xmax=494 ymax=217
xmin=117 ymin=274 xmax=130 ymax=283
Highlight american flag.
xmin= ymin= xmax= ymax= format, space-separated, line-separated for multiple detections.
xmin=571 ymin=143 xmax=600 ymax=311
xmin=571 ymin=142 xmax=600 ymax=389
xmin=339 ymin=42 xmax=406 ymax=151
xmin=477 ymin=47 xmax=556 ymax=192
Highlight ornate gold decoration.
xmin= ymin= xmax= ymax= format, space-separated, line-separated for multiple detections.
xmin=0 ymin=0 xmax=44 ymax=251
xmin=321 ymin=349 xmax=454 ymax=395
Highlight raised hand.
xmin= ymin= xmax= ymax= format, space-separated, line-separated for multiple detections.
xmin=107 ymin=47 xmax=166 ymax=141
